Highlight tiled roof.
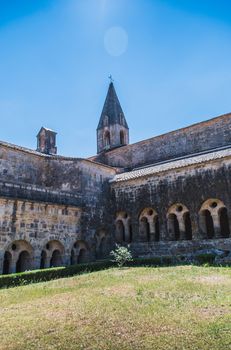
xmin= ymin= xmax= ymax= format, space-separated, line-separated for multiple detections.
xmin=110 ymin=146 xmax=231 ymax=183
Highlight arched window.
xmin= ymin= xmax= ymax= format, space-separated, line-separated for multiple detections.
xmin=16 ymin=251 xmax=31 ymax=272
xmin=120 ymin=130 xmax=125 ymax=145
xmin=71 ymin=240 xmax=89 ymax=264
xmin=168 ymin=213 xmax=180 ymax=240
xmin=167 ymin=204 xmax=192 ymax=241
xmin=202 ymin=210 xmax=215 ymax=239
xmin=115 ymin=212 xmax=131 ymax=243
xmin=50 ymin=249 xmax=62 ymax=267
xmin=104 ymin=131 xmax=111 ymax=147
xmin=139 ymin=208 xmax=159 ymax=242
xmin=199 ymin=199 xmax=229 ymax=239
xmin=4 ymin=240 xmax=33 ymax=274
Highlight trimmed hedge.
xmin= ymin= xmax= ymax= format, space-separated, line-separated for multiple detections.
xmin=195 ymin=253 xmax=216 ymax=265
xmin=0 ymin=254 xmax=228 ymax=289
xmin=0 ymin=256 xmax=178 ymax=289
xmin=0 ymin=260 xmax=114 ymax=289
xmin=126 ymin=256 xmax=173 ymax=267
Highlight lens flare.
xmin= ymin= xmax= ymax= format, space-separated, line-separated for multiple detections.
xmin=104 ymin=26 xmax=128 ymax=57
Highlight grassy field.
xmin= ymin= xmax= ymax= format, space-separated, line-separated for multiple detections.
xmin=0 ymin=266 xmax=230 ymax=350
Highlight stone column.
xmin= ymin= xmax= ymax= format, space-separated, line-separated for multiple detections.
xmin=33 ymin=251 xmax=42 ymax=270
xmin=191 ymin=214 xmax=200 ymax=240
xmin=212 ymin=214 xmax=220 ymax=239
xmin=159 ymin=215 xmax=169 ymax=242
xmin=149 ymin=220 xmax=155 ymax=242
xmin=124 ymin=224 xmax=130 ymax=243
xmin=11 ymin=258 xmax=17 ymax=274
xmin=179 ymin=218 xmax=186 ymax=240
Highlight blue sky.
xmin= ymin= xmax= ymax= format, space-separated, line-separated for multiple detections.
xmin=0 ymin=0 xmax=231 ymax=157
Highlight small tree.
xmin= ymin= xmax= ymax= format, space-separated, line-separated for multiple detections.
xmin=110 ymin=244 xmax=133 ymax=268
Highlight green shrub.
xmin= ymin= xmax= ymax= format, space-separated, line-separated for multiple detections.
xmin=195 ymin=253 xmax=216 ymax=265
xmin=110 ymin=244 xmax=133 ymax=267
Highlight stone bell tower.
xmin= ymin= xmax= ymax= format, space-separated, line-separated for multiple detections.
xmin=97 ymin=81 xmax=129 ymax=154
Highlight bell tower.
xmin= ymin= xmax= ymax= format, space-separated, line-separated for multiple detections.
xmin=97 ymin=81 xmax=129 ymax=154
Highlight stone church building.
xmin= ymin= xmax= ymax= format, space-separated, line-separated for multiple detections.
xmin=0 ymin=82 xmax=231 ymax=273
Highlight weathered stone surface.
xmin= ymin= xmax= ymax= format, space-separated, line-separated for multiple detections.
xmin=0 ymin=84 xmax=231 ymax=274
xmin=93 ymin=113 xmax=231 ymax=169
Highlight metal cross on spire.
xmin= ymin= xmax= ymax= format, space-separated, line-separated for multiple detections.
xmin=108 ymin=75 xmax=114 ymax=83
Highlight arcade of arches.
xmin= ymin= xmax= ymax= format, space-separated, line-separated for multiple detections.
xmin=115 ymin=199 xmax=231 ymax=244
xmin=1 ymin=198 xmax=231 ymax=274
xmin=2 ymin=239 xmax=90 ymax=275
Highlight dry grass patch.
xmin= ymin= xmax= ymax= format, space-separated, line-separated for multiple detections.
xmin=0 ymin=266 xmax=230 ymax=350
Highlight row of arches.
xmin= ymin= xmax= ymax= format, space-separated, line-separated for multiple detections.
xmin=115 ymin=199 xmax=231 ymax=243
xmin=2 ymin=239 xmax=89 ymax=275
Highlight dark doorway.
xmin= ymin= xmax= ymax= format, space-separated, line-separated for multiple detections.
xmin=184 ymin=212 xmax=192 ymax=240
xmin=155 ymin=216 xmax=160 ymax=241
xmin=220 ymin=207 xmax=230 ymax=238
xmin=168 ymin=214 xmax=180 ymax=240
xmin=50 ymin=250 xmax=62 ymax=267
xmin=3 ymin=251 xmax=12 ymax=274
xmin=16 ymin=251 xmax=31 ymax=273
xmin=203 ymin=210 xmax=215 ymax=239
xmin=77 ymin=249 xmax=88 ymax=264
xmin=40 ymin=250 xmax=46 ymax=269
xmin=141 ymin=217 xmax=150 ymax=241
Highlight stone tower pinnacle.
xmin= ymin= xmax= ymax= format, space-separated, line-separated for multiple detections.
xmin=97 ymin=82 xmax=129 ymax=154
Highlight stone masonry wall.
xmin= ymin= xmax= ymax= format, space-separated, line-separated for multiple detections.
xmin=93 ymin=113 xmax=231 ymax=169
xmin=110 ymin=156 xmax=231 ymax=257
xmin=0 ymin=143 xmax=117 ymax=272
xmin=0 ymin=197 xmax=81 ymax=272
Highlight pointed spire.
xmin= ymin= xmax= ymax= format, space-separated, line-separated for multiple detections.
xmin=97 ymin=82 xmax=128 ymax=130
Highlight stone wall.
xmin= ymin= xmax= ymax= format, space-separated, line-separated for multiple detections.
xmin=93 ymin=113 xmax=231 ymax=169
xmin=110 ymin=155 xmax=231 ymax=257
xmin=0 ymin=142 xmax=117 ymax=273
xmin=0 ymin=197 xmax=83 ymax=273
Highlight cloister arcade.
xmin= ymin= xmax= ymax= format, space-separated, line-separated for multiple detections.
xmin=2 ymin=239 xmax=90 ymax=275
xmin=115 ymin=211 xmax=132 ymax=243
xmin=199 ymin=199 xmax=230 ymax=239
xmin=1 ymin=198 xmax=231 ymax=275
xmin=3 ymin=240 xmax=34 ymax=274
xmin=95 ymin=229 xmax=110 ymax=259
xmin=70 ymin=240 xmax=89 ymax=265
xmin=139 ymin=208 xmax=159 ymax=242
xmin=115 ymin=198 xmax=231 ymax=244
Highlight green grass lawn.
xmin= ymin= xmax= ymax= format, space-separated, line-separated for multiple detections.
xmin=0 ymin=266 xmax=230 ymax=350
